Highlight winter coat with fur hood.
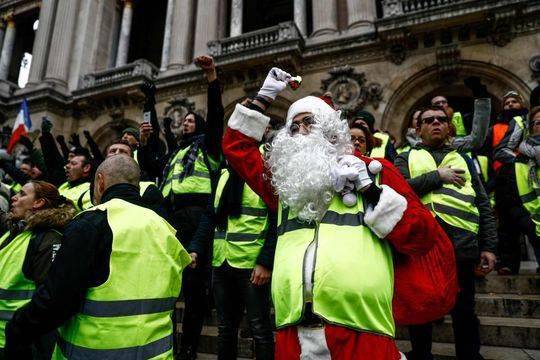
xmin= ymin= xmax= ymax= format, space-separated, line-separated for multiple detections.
xmin=0 ymin=203 xmax=76 ymax=285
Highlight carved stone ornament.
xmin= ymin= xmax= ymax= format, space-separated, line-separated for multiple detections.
xmin=529 ymin=55 xmax=540 ymax=81
xmin=320 ymin=66 xmax=383 ymax=116
xmin=163 ymin=97 xmax=196 ymax=136
xmin=486 ymin=10 xmax=516 ymax=47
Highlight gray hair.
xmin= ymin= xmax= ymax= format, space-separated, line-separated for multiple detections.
xmin=95 ymin=155 xmax=140 ymax=189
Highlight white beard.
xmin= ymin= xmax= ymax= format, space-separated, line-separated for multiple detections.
xmin=267 ymin=112 xmax=352 ymax=222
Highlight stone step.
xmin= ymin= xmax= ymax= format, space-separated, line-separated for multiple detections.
xmin=476 ymin=274 xmax=540 ymax=295
xmin=395 ymin=316 xmax=540 ymax=349
xmin=475 ymin=293 xmax=540 ymax=318
xmin=396 ymin=340 xmax=540 ymax=360
xmin=188 ymin=326 xmax=540 ymax=360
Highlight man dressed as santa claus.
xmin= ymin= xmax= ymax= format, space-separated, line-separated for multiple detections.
xmin=222 ymin=68 xmax=453 ymax=359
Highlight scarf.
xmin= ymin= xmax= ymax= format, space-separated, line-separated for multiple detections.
xmin=518 ymin=135 xmax=540 ymax=187
xmin=160 ymin=134 xmax=206 ymax=189
xmin=215 ymin=168 xmax=245 ymax=231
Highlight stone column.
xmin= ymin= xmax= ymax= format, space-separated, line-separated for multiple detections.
xmin=347 ymin=0 xmax=376 ymax=32
xmin=160 ymin=0 xmax=174 ymax=70
xmin=27 ymin=0 xmax=58 ymax=85
xmin=115 ymin=0 xmax=133 ymax=67
xmin=311 ymin=0 xmax=338 ymax=37
xmin=44 ymin=0 xmax=79 ymax=86
xmin=294 ymin=0 xmax=307 ymax=36
xmin=0 ymin=17 xmax=16 ymax=81
xmin=193 ymin=0 xmax=220 ymax=57
xmin=229 ymin=0 xmax=242 ymax=37
xmin=168 ymin=0 xmax=195 ymax=69
xmin=0 ymin=21 xmax=5 ymax=55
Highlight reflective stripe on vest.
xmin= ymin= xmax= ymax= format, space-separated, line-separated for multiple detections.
xmin=139 ymin=181 xmax=155 ymax=196
xmin=452 ymin=112 xmax=467 ymax=137
xmin=272 ymin=194 xmax=395 ymax=336
xmin=0 ymin=231 xmax=35 ymax=347
xmin=408 ymin=149 xmax=479 ymax=234
xmin=212 ymin=168 xmax=268 ymax=269
xmin=370 ymin=132 xmax=389 ymax=158
xmin=58 ymin=181 xmax=92 ymax=213
xmin=53 ymin=198 xmax=192 ymax=360
xmin=161 ymin=147 xmax=219 ymax=198
xmin=515 ymin=162 xmax=540 ymax=236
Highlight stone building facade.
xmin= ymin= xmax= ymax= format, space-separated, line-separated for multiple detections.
xmin=0 ymin=0 xmax=539 ymax=150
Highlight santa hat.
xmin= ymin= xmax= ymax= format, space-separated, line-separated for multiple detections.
xmin=286 ymin=96 xmax=336 ymax=126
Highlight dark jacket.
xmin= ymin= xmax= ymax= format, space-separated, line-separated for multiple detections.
xmin=394 ymin=143 xmax=498 ymax=260
xmin=4 ymin=184 xmax=168 ymax=357
xmin=138 ymin=79 xmax=224 ymax=208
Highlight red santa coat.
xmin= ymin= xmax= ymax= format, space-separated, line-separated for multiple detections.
xmin=222 ymin=104 xmax=457 ymax=359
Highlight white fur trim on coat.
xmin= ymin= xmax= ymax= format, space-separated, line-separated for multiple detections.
xmin=297 ymin=326 xmax=331 ymax=360
xmin=228 ymin=103 xmax=270 ymax=142
xmin=364 ymin=184 xmax=407 ymax=239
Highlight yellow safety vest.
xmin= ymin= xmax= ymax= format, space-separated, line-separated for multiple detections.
xmin=58 ymin=181 xmax=92 ymax=212
xmin=272 ymin=192 xmax=395 ymax=336
xmin=515 ymin=162 xmax=540 ymax=236
xmin=452 ymin=112 xmax=467 ymax=137
xmin=53 ymin=198 xmax=191 ymax=359
xmin=212 ymin=169 xmax=269 ymax=269
xmin=408 ymin=149 xmax=479 ymax=234
xmin=370 ymin=132 xmax=390 ymax=158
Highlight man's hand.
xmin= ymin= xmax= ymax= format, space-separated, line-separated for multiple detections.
xmin=257 ymin=67 xmax=291 ymax=101
xmin=194 ymin=55 xmax=217 ymax=82
xmin=333 ymin=155 xmax=372 ymax=192
xmin=41 ymin=117 xmax=52 ymax=133
xmin=480 ymin=251 xmax=496 ymax=274
xmin=251 ymin=264 xmax=271 ymax=286
xmin=18 ymin=136 xmax=33 ymax=150
xmin=140 ymin=81 xmax=156 ymax=102
xmin=83 ymin=130 xmax=92 ymax=139
xmin=139 ymin=122 xmax=153 ymax=145
xmin=189 ymin=252 xmax=198 ymax=269
xmin=437 ymin=166 xmax=466 ymax=187
xmin=69 ymin=133 xmax=81 ymax=148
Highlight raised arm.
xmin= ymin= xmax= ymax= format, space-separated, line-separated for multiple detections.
xmin=454 ymin=98 xmax=491 ymax=152
xmin=194 ymin=55 xmax=224 ymax=161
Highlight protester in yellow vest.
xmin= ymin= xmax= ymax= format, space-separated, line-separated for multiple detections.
xmin=0 ymin=180 xmax=75 ymax=358
xmin=138 ymin=55 xmax=224 ymax=359
xmin=121 ymin=127 xmax=140 ymax=163
xmin=395 ymin=105 xmax=497 ymax=360
xmin=350 ymin=110 xmax=397 ymax=161
xmin=222 ymin=67 xmax=449 ymax=359
xmin=57 ymin=148 xmax=93 ymax=212
xmin=5 ymin=155 xmax=191 ymax=359
xmin=106 ymin=139 xmax=166 ymax=218
xmin=495 ymin=106 xmax=540 ymax=274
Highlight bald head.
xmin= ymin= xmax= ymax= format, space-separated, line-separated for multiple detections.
xmin=93 ymin=155 xmax=140 ymax=204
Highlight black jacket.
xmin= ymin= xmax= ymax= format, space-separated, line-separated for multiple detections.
xmin=4 ymin=184 xmax=169 ymax=358
xmin=395 ymin=144 xmax=498 ymax=260
xmin=138 ymin=79 xmax=224 ymax=208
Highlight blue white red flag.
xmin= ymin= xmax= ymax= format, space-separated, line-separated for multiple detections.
xmin=7 ymin=99 xmax=32 ymax=153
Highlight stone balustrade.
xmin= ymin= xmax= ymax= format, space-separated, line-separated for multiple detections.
xmin=208 ymin=21 xmax=301 ymax=58
xmin=381 ymin=0 xmax=465 ymax=18
xmin=79 ymin=59 xmax=158 ymax=89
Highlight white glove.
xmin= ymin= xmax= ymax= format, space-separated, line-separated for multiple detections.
xmin=333 ymin=155 xmax=372 ymax=192
xmin=257 ymin=67 xmax=291 ymax=100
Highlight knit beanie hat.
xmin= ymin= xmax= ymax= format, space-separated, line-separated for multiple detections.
xmin=122 ymin=127 xmax=140 ymax=142
xmin=353 ymin=110 xmax=375 ymax=132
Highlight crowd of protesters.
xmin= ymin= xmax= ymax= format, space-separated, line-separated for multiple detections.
xmin=0 ymin=54 xmax=537 ymax=360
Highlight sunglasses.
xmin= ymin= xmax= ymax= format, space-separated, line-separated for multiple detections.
xmin=290 ymin=115 xmax=315 ymax=134
xmin=421 ymin=115 xmax=449 ymax=125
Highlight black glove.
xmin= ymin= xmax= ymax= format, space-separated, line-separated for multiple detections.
xmin=163 ymin=117 xmax=173 ymax=134
xmin=464 ymin=76 xmax=489 ymax=99
xmin=83 ymin=130 xmax=92 ymax=139
xmin=69 ymin=133 xmax=81 ymax=148
xmin=140 ymin=81 xmax=156 ymax=104
xmin=56 ymin=135 xmax=65 ymax=143
xmin=18 ymin=136 xmax=33 ymax=150
xmin=4 ymin=321 xmax=33 ymax=360
xmin=41 ymin=117 xmax=53 ymax=133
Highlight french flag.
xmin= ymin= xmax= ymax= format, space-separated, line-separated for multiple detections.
xmin=7 ymin=99 xmax=32 ymax=154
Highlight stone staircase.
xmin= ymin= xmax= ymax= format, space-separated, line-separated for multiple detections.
xmin=177 ymin=263 xmax=540 ymax=359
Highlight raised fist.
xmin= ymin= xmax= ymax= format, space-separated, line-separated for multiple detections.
xmin=194 ymin=55 xmax=215 ymax=72
xmin=140 ymin=81 xmax=156 ymax=100
xmin=41 ymin=117 xmax=53 ymax=133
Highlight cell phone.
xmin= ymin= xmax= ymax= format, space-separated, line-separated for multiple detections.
xmin=143 ymin=111 xmax=151 ymax=123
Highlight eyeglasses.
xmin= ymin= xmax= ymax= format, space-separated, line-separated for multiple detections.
xmin=420 ymin=115 xmax=449 ymax=125
xmin=290 ymin=115 xmax=315 ymax=134
xmin=351 ymin=135 xmax=366 ymax=143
